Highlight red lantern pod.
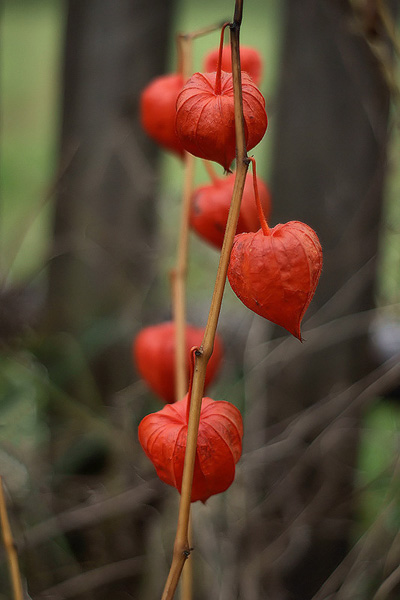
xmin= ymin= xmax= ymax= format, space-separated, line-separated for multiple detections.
xmin=204 ymin=45 xmax=263 ymax=86
xmin=138 ymin=394 xmax=243 ymax=502
xmin=190 ymin=171 xmax=271 ymax=249
xmin=133 ymin=322 xmax=224 ymax=403
xmin=175 ymin=71 xmax=267 ymax=171
xmin=140 ymin=73 xmax=185 ymax=157
xmin=228 ymin=221 xmax=323 ymax=340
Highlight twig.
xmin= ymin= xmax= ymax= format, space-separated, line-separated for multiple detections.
xmin=35 ymin=557 xmax=143 ymax=599
xmin=171 ymin=152 xmax=195 ymax=401
xmin=170 ymin=33 xmax=197 ymax=600
xmin=179 ymin=21 xmax=228 ymax=43
xmin=203 ymin=159 xmax=219 ymax=183
xmin=180 ymin=512 xmax=193 ymax=600
xmin=372 ymin=563 xmax=400 ymax=600
xmin=0 ymin=477 xmax=24 ymax=600
xmin=19 ymin=479 xmax=160 ymax=550
xmin=161 ymin=1 xmax=249 ymax=598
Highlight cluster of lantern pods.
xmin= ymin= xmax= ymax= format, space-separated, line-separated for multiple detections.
xmin=135 ymin=36 xmax=323 ymax=502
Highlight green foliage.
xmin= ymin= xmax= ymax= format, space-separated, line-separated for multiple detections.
xmin=356 ymin=400 xmax=400 ymax=531
xmin=1 ymin=0 xmax=63 ymax=280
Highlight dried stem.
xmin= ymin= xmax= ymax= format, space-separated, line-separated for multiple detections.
xmin=171 ymin=151 xmax=195 ymax=402
xmin=249 ymin=157 xmax=270 ymax=235
xmin=215 ymin=22 xmax=230 ymax=95
xmin=171 ymin=35 xmax=196 ymax=600
xmin=180 ymin=512 xmax=193 ymax=600
xmin=161 ymin=1 xmax=248 ymax=598
xmin=171 ymin=32 xmax=196 ymax=403
xmin=184 ymin=21 xmax=227 ymax=42
xmin=203 ymin=159 xmax=219 ymax=183
xmin=0 ymin=477 xmax=24 ymax=600
xmin=177 ymin=21 xmax=225 ymax=79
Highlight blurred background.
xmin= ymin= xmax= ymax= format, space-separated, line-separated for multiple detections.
xmin=1 ymin=1 xmax=400 ymax=599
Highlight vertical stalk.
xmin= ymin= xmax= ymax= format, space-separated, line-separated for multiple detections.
xmin=203 ymin=159 xmax=219 ymax=183
xmin=249 ymin=157 xmax=270 ymax=235
xmin=0 ymin=477 xmax=24 ymax=600
xmin=171 ymin=32 xmax=195 ymax=403
xmin=171 ymin=24 xmax=225 ymax=599
xmin=161 ymin=2 xmax=248 ymax=598
xmin=171 ymin=151 xmax=195 ymax=401
xmin=171 ymin=33 xmax=195 ymax=600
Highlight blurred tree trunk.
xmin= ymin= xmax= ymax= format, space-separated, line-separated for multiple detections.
xmin=235 ymin=2 xmax=394 ymax=599
xmin=31 ymin=1 xmax=174 ymax=598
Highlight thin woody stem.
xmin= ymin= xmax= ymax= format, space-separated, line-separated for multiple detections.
xmin=170 ymin=34 xmax=196 ymax=600
xmin=186 ymin=347 xmax=199 ymax=423
xmin=186 ymin=21 xmax=227 ymax=41
xmin=176 ymin=35 xmax=185 ymax=79
xmin=177 ymin=21 xmax=225 ymax=78
xmin=171 ymin=152 xmax=195 ymax=402
xmin=0 ymin=478 xmax=24 ymax=600
xmin=215 ymin=22 xmax=230 ymax=95
xmin=161 ymin=2 xmax=248 ymax=598
xmin=202 ymin=159 xmax=219 ymax=183
xmin=249 ymin=157 xmax=270 ymax=235
xmin=171 ymin=33 xmax=195 ymax=404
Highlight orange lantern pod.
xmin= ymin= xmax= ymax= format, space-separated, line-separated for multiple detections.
xmin=204 ymin=45 xmax=263 ymax=86
xmin=190 ymin=171 xmax=271 ymax=249
xmin=140 ymin=73 xmax=185 ymax=157
xmin=175 ymin=70 xmax=267 ymax=172
xmin=228 ymin=221 xmax=323 ymax=340
xmin=138 ymin=393 xmax=243 ymax=502
xmin=133 ymin=322 xmax=223 ymax=403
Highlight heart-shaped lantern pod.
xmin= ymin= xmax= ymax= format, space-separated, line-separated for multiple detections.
xmin=138 ymin=394 xmax=243 ymax=502
xmin=133 ymin=322 xmax=223 ymax=403
xmin=190 ymin=170 xmax=271 ymax=249
xmin=175 ymin=70 xmax=267 ymax=171
xmin=228 ymin=221 xmax=323 ymax=340
xmin=140 ymin=73 xmax=185 ymax=157
xmin=204 ymin=45 xmax=263 ymax=86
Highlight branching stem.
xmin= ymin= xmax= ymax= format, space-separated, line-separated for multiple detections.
xmin=203 ymin=159 xmax=219 ymax=184
xmin=215 ymin=22 xmax=231 ymax=95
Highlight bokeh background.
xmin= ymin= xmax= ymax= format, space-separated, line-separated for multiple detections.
xmin=1 ymin=1 xmax=400 ymax=599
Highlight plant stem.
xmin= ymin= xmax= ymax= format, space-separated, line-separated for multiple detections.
xmin=187 ymin=21 xmax=227 ymax=42
xmin=171 ymin=32 xmax=195 ymax=404
xmin=215 ymin=22 xmax=230 ymax=95
xmin=161 ymin=2 xmax=248 ymax=598
xmin=0 ymin=478 xmax=24 ymax=600
xmin=180 ymin=513 xmax=193 ymax=600
xmin=203 ymin=159 xmax=219 ymax=183
xmin=171 ymin=152 xmax=195 ymax=402
xmin=249 ymin=157 xmax=270 ymax=235
xmin=171 ymin=34 xmax=196 ymax=600
xmin=177 ymin=21 xmax=225 ymax=79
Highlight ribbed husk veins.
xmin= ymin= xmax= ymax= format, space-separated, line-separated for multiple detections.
xmin=140 ymin=73 xmax=185 ymax=157
xmin=175 ymin=71 xmax=267 ymax=171
xmin=133 ymin=322 xmax=223 ymax=403
xmin=228 ymin=221 xmax=323 ymax=340
xmin=204 ymin=45 xmax=263 ymax=86
xmin=190 ymin=172 xmax=271 ymax=249
xmin=138 ymin=394 xmax=243 ymax=503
